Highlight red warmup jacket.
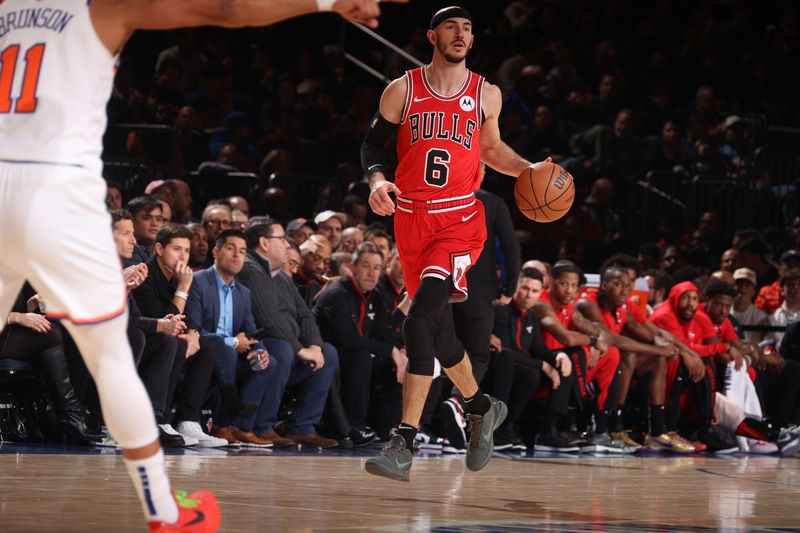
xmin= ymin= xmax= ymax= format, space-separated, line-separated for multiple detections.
xmin=650 ymin=281 xmax=728 ymax=358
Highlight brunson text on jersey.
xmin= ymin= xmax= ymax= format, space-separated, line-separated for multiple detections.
xmin=0 ymin=7 xmax=74 ymax=38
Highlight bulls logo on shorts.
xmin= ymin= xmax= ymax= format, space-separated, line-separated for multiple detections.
xmin=450 ymin=253 xmax=473 ymax=302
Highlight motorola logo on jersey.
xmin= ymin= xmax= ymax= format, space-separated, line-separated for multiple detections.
xmin=459 ymin=96 xmax=475 ymax=112
xmin=408 ymin=112 xmax=477 ymax=150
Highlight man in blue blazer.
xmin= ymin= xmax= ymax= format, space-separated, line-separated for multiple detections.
xmin=186 ymin=229 xmax=274 ymax=447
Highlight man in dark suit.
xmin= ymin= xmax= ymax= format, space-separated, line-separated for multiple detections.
xmin=186 ymin=229 xmax=273 ymax=447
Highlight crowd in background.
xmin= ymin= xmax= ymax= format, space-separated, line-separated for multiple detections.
xmin=2 ymin=0 xmax=800 ymax=452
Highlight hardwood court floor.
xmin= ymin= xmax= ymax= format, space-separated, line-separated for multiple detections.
xmin=1 ymin=444 xmax=799 ymax=532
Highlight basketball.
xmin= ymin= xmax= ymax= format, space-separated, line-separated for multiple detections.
xmin=514 ymin=162 xmax=575 ymax=222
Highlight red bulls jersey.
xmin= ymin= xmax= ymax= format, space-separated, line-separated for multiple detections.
xmin=395 ymin=66 xmax=484 ymax=200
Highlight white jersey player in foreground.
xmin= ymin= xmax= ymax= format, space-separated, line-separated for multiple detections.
xmin=0 ymin=1 xmax=402 ymax=531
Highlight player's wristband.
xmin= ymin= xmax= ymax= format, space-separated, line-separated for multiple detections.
xmin=588 ymin=335 xmax=598 ymax=348
xmin=174 ymin=290 xmax=189 ymax=301
xmin=317 ymin=0 xmax=336 ymax=11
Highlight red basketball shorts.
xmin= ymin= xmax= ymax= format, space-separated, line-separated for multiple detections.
xmin=394 ymin=193 xmax=487 ymax=303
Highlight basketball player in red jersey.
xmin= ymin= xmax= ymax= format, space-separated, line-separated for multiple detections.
xmin=0 ymin=1 xmax=400 ymax=531
xmin=362 ymin=6 xmax=549 ymax=481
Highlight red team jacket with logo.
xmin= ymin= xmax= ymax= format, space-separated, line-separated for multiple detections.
xmin=395 ymin=67 xmax=484 ymax=200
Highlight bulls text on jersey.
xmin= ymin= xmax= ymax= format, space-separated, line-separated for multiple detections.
xmin=407 ymin=111 xmax=477 ymax=150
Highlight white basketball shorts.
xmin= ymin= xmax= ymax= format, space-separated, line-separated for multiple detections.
xmin=0 ymin=162 xmax=126 ymax=328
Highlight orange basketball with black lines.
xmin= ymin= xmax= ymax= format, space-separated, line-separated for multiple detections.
xmin=514 ymin=162 xmax=575 ymax=222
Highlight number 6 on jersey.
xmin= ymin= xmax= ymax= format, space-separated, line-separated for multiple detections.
xmin=424 ymin=148 xmax=450 ymax=187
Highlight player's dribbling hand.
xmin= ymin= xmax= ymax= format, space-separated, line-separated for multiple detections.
xmin=369 ymin=178 xmax=402 ymax=216
xmin=333 ymin=0 xmax=408 ymax=29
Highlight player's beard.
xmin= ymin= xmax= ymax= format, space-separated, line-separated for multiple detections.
xmin=437 ymin=39 xmax=468 ymax=64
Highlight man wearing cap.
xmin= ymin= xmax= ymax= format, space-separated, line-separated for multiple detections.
xmin=731 ymin=268 xmax=770 ymax=343
xmin=314 ymin=210 xmax=346 ymax=250
xmin=361 ymin=5 xmax=549 ymax=481
xmin=756 ymin=250 xmax=800 ymax=314
xmin=286 ymin=218 xmax=315 ymax=246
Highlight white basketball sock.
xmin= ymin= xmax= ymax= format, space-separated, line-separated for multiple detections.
xmin=124 ymin=450 xmax=179 ymax=524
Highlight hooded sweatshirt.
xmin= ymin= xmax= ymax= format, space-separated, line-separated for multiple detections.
xmin=650 ymin=281 xmax=728 ymax=358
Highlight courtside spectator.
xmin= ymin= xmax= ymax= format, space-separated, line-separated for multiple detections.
xmin=133 ymin=224 xmax=224 ymax=447
xmin=237 ymin=217 xmax=339 ymax=448
xmin=314 ymin=242 xmax=404 ymax=442
xmin=185 ymin=229 xmax=273 ymax=447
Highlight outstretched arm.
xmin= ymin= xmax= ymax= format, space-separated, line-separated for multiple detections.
xmin=92 ymin=0 xmax=401 ymax=53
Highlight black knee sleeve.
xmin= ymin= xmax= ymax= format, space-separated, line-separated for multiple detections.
xmin=433 ymin=304 xmax=465 ymax=369
xmin=403 ymin=276 xmax=453 ymax=376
